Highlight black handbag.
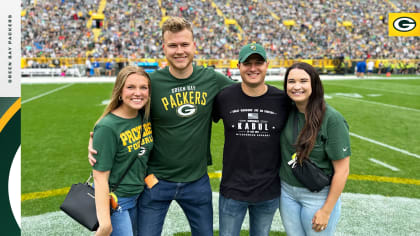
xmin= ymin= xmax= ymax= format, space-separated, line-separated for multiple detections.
xmin=60 ymin=175 xmax=99 ymax=231
xmin=290 ymin=158 xmax=331 ymax=192
xmin=60 ymin=165 xmax=139 ymax=231
xmin=60 ymin=126 xmax=144 ymax=231
xmin=289 ymin=109 xmax=332 ymax=192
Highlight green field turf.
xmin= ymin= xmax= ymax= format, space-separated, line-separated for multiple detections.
xmin=21 ymin=77 xmax=420 ymax=235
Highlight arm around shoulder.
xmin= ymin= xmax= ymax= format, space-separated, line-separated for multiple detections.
xmin=214 ymin=69 xmax=236 ymax=88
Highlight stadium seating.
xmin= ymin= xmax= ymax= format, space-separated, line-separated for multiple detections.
xmin=21 ymin=0 xmax=419 ymax=73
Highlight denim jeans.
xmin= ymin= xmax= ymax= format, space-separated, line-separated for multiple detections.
xmin=110 ymin=194 xmax=139 ymax=236
xmin=279 ymin=181 xmax=341 ymax=236
xmin=219 ymin=194 xmax=279 ymax=236
xmin=137 ymin=174 xmax=213 ymax=236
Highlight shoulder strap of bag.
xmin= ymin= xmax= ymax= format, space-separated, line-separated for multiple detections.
xmin=109 ymin=116 xmax=144 ymax=193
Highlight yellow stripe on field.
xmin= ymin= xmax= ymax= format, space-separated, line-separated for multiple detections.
xmin=21 ymin=173 xmax=420 ymax=202
xmin=208 ymin=172 xmax=222 ymax=179
xmin=209 ymin=172 xmax=420 ymax=185
xmin=349 ymin=174 xmax=420 ymax=185
xmin=0 ymin=98 xmax=21 ymax=133
xmin=21 ymin=187 xmax=70 ymax=202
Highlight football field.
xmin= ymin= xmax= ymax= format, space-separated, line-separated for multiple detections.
xmin=21 ymin=76 xmax=420 ymax=235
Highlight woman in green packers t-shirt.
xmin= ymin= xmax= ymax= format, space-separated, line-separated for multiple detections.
xmin=279 ymin=62 xmax=351 ymax=236
xmin=92 ymin=66 xmax=153 ymax=236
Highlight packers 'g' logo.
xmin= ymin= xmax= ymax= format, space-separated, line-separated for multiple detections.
xmin=138 ymin=147 xmax=146 ymax=157
xmin=389 ymin=13 xmax=420 ymax=36
xmin=177 ymin=104 xmax=197 ymax=117
xmin=393 ymin=17 xmax=416 ymax=32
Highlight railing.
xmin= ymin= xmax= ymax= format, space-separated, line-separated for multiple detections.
xmin=21 ymin=57 xmax=420 ymax=72
xmin=21 ymin=67 xmax=82 ymax=77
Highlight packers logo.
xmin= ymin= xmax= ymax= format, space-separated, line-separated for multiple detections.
xmin=177 ymin=104 xmax=197 ymax=117
xmin=250 ymin=44 xmax=256 ymax=50
xmin=389 ymin=13 xmax=420 ymax=36
xmin=393 ymin=17 xmax=416 ymax=32
xmin=138 ymin=147 xmax=146 ymax=157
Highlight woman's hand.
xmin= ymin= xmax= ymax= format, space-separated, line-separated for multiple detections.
xmin=312 ymin=208 xmax=330 ymax=232
xmin=312 ymin=156 xmax=350 ymax=232
xmin=95 ymin=225 xmax=112 ymax=236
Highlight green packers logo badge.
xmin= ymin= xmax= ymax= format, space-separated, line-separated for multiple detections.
xmin=176 ymin=104 xmax=197 ymax=117
xmin=250 ymin=44 xmax=256 ymax=50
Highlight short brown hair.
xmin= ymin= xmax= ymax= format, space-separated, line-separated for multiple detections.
xmin=161 ymin=16 xmax=193 ymax=42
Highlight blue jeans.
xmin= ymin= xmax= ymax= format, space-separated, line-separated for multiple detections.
xmin=137 ymin=174 xmax=213 ymax=236
xmin=219 ymin=194 xmax=279 ymax=236
xmin=110 ymin=194 xmax=139 ymax=236
xmin=279 ymin=181 xmax=341 ymax=236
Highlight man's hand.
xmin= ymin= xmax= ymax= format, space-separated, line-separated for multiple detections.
xmin=88 ymin=132 xmax=98 ymax=166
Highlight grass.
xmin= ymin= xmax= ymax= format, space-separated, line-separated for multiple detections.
xmin=21 ymin=77 xmax=420 ymax=234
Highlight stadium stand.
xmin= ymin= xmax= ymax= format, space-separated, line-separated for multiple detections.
xmin=21 ymin=0 xmax=419 ymax=74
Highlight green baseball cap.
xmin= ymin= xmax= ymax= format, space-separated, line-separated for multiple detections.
xmin=238 ymin=43 xmax=267 ymax=63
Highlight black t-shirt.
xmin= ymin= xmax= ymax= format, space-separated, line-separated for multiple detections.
xmin=213 ymin=83 xmax=290 ymax=202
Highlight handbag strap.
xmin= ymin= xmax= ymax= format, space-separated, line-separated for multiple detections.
xmin=109 ymin=116 xmax=144 ymax=193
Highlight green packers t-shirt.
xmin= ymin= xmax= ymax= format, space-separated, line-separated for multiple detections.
xmin=280 ymin=104 xmax=351 ymax=187
xmin=148 ymin=65 xmax=234 ymax=182
xmin=93 ymin=112 xmax=153 ymax=197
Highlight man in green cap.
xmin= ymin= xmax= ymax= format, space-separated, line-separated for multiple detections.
xmin=213 ymin=43 xmax=290 ymax=235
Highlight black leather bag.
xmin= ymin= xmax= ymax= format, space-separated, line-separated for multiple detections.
xmin=60 ymin=181 xmax=99 ymax=231
xmin=290 ymin=158 xmax=331 ymax=192
xmin=61 ymin=121 xmax=145 ymax=230
xmin=60 ymin=128 xmax=143 ymax=231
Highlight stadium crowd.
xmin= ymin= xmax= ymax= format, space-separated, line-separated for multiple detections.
xmin=22 ymin=0 xmax=419 ymax=61
xmin=21 ymin=0 xmax=96 ymax=58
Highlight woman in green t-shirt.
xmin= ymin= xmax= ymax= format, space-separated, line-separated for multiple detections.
xmin=279 ymin=62 xmax=351 ymax=236
xmin=92 ymin=66 xmax=153 ymax=236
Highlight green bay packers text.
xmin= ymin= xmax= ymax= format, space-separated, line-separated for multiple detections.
xmin=161 ymin=91 xmax=207 ymax=111
xmin=120 ymin=122 xmax=153 ymax=152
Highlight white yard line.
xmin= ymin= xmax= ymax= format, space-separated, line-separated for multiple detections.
xmin=369 ymin=158 xmax=400 ymax=171
xmin=336 ymin=96 xmax=420 ymax=112
xmin=350 ymin=132 xmax=420 ymax=159
xmin=22 ymin=84 xmax=74 ymax=105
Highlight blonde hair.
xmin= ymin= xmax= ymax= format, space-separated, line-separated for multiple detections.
xmin=161 ymin=16 xmax=193 ymax=43
xmin=96 ymin=66 xmax=151 ymax=125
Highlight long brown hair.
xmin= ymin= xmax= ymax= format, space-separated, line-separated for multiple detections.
xmin=96 ymin=66 xmax=151 ymax=125
xmin=284 ymin=62 xmax=326 ymax=162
